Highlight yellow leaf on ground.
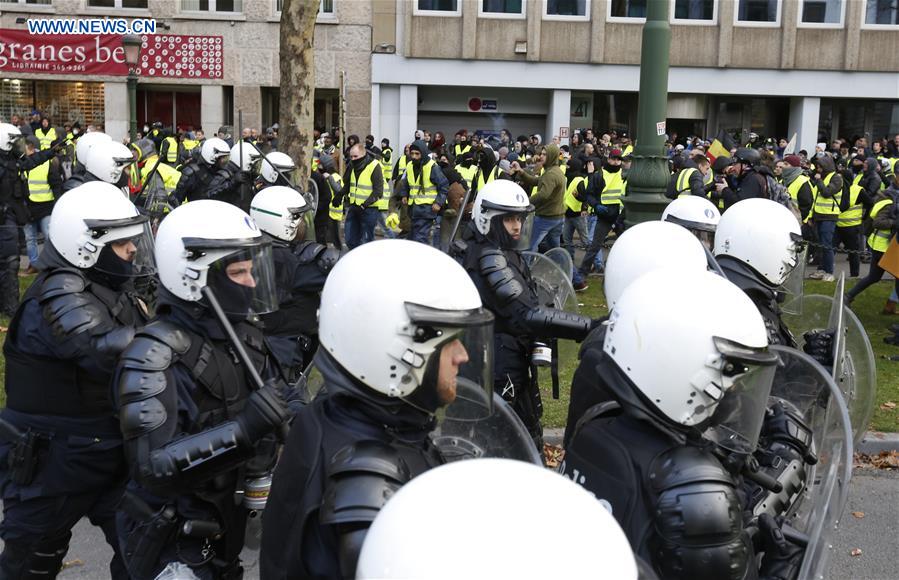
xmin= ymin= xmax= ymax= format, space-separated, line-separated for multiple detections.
xmin=850 ymin=548 xmax=862 ymax=557
xmin=851 ymin=511 xmax=865 ymax=519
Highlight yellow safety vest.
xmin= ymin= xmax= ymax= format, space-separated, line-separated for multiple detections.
xmin=475 ymin=165 xmax=499 ymax=192
xmin=349 ymin=160 xmax=379 ymax=206
xmin=454 ymin=143 xmax=471 ymax=158
xmin=837 ymin=184 xmax=864 ymax=228
xmin=381 ymin=148 xmax=393 ymax=181
xmin=786 ymin=175 xmax=813 ymax=222
xmin=329 ymin=175 xmax=344 ymax=221
xmin=812 ymin=172 xmax=841 ymax=217
xmin=622 ymin=144 xmax=633 ymax=157
xmin=676 ymin=167 xmax=698 ymax=197
xmin=867 ymin=198 xmax=894 ymax=252
xmin=600 ymin=169 xmax=624 ymax=206
xmin=407 ymin=159 xmax=439 ymax=205
xmin=375 ymin=171 xmax=391 ymax=211
xmin=163 ymin=136 xmax=179 ymax=164
xmin=852 ymin=173 xmax=863 ymax=187
xmin=141 ymin=155 xmax=182 ymax=194
xmin=35 ymin=127 xmax=56 ymax=151
xmin=27 ymin=161 xmax=54 ymax=203
xmin=564 ymin=176 xmax=587 ymax=213
xmin=704 ymin=169 xmax=714 ymax=187
xmin=456 ymin=165 xmax=477 ymax=187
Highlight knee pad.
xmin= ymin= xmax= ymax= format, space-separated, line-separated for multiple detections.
xmin=25 ymin=532 xmax=71 ymax=578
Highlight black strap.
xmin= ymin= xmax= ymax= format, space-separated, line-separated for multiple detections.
xmin=569 ymin=401 xmax=621 ymax=446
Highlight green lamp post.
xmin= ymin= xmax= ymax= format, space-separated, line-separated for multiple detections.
xmin=121 ymin=34 xmax=143 ymax=145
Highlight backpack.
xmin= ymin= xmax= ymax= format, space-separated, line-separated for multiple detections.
xmin=765 ymin=174 xmax=802 ymax=223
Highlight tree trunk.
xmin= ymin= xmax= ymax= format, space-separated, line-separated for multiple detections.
xmin=279 ymin=0 xmax=319 ymax=190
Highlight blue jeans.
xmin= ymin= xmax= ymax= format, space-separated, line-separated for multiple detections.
xmin=563 ymin=215 xmax=587 ymax=260
xmin=529 ymin=216 xmax=564 ymax=252
xmin=344 ymin=206 xmax=378 ymax=249
xmin=816 ymin=220 xmax=837 ymax=274
xmin=24 ymin=215 xmax=50 ymax=266
xmin=375 ymin=210 xmax=397 ymax=239
xmin=411 ymin=218 xmax=436 ymax=245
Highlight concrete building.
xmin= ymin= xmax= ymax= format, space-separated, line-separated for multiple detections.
xmin=0 ymin=0 xmax=373 ymax=139
xmin=372 ymin=0 xmax=899 ymax=154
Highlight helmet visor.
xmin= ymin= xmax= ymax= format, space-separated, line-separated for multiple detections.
xmin=188 ymin=239 xmax=278 ymax=316
xmin=778 ymin=234 xmax=806 ymax=313
xmin=84 ymin=215 xmax=156 ymax=277
xmin=489 ymin=212 xmax=534 ymax=251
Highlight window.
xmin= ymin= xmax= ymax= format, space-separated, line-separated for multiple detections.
xmin=180 ymin=0 xmax=242 ymax=12
xmin=0 ymin=0 xmax=51 ymax=4
xmin=864 ymin=0 xmax=899 ymax=26
xmin=479 ymin=0 xmax=525 ymax=18
xmin=799 ymin=0 xmax=844 ymax=26
xmin=672 ymin=0 xmax=716 ymax=23
xmin=609 ymin=0 xmax=646 ymax=20
xmin=414 ymin=0 xmax=460 ymax=16
xmin=88 ymin=0 xmax=149 ymax=7
xmin=544 ymin=0 xmax=589 ymax=19
xmin=735 ymin=0 xmax=781 ymax=26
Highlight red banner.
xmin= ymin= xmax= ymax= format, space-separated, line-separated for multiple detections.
xmin=0 ymin=30 xmax=223 ymax=79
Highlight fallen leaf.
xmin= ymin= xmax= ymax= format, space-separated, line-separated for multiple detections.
xmin=850 ymin=548 xmax=862 ymax=557
xmin=854 ymin=451 xmax=899 ymax=470
xmin=543 ymin=443 xmax=565 ymax=469
xmin=880 ymin=401 xmax=897 ymax=410
xmin=0 ymin=326 xmax=7 ymax=332
xmin=62 ymin=559 xmax=84 ymax=569
xmin=851 ymin=511 xmax=865 ymax=519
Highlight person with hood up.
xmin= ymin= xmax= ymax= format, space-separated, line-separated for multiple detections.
xmin=562 ymin=157 xmax=590 ymax=265
xmin=574 ymin=148 xmax=625 ymax=287
xmin=333 ymin=143 xmax=383 ymax=249
xmin=808 ymin=153 xmax=845 ymax=281
xmin=397 ymin=139 xmax=449 ymax=245
xmin=512 ymin=142 xmax=566 ymax=252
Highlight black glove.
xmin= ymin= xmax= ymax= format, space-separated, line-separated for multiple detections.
xmin=331 ymin=195 xmax=342 ymax=208
xmin=238 ymin=380 xmax=290 ymax=440
xmin=802 ymin=329 xmax=835 ymax=369
xmin=758 ymin=514 xmax=805 ymax=580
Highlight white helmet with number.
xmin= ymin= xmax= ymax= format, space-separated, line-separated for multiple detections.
xmin=713 ymin=198 xmax=803 ymax=287
xmin=48 ymin=181 xmax=155 ymax=274
xmin=249 ymin=186 xmax=309 ymax=242
xmin=200 ymin=137 xmax=231 ymax=165
xmin=259 ymin=151 xmax=296 ymax=184
xmin=357 ymin=459 xmax=640 ymax=580
xmin=0 ymin=122 xmax=23 ymax=152
xmin=318 ymin=239 xmax=494 ymax=414
xmin=604 ymin=220 xmax=708 ymax=310
xmin=662 ymin=195 xmax=721 ymax=233
xmin=229 ymin=141 xmax=262 ymax=172
xmin=74 ymin=132 xmax=112 ymax=165
xmin=85 ymin=140 xmax=134 ymax=184
xmin=605 ymin=268 xmax=778 ymax=452
xmin=155 ymin=200 xmax=278 ymax=315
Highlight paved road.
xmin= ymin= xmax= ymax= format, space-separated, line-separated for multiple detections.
xmin=23 ymin=467 xmax=890 ymax=579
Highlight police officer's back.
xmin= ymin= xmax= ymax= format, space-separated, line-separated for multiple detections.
xmin=172 ymin=137 xmax=231 ymax=204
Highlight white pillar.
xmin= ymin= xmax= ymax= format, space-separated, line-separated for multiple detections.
xmin=104 ymin=81 xmax=128 ymax=142
xmin=398 ymin=84 xmax=418 ymax=147
xmin=377 ymin=84 xmax=401 ymax=153
xmin=201 ymin=85 xmax=224 ymax=135
xmin=370 ymin=83 xmax=381 ymax=143
xmin=547 ymin=89 xmax=571 ymax=147
xmin=788 ymin=97 xmax=821 ymax=157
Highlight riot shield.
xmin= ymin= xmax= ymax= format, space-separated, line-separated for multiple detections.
xmin=778 ymin=247 xmax=807 ymax=315
xmin=302 ymin=177 xmax=319 ymax=242
xmin=442 ymin=187 xmax=472 ymax=253
xmin=781 ymin=287 xmax=876 ymax=446
xmin=542 ymin=247 xmax=574 ymax=281
xmin=431 ymin=378 xmax=542 ymax=466
xmin=767 ymin=346 xmax=853 ymax=580
xmin=521 ymin=251 xmax=579 ymax=312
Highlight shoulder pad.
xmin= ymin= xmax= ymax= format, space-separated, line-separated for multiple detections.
xmin=119 ymin=397 xmax=167 ymax=439
xmin=179 ymin=163 xmax=197 ymax=178
xmin=39 ymin=269 xmax=87 ymax=300
xmin=39 ymin=274 xmax=111 ymax=339
xmin=648 ymin=446 xmax=733 ymax=492
xmin=294 ymin=241 xmax=327 ymax=265
xmin=479 ymin=249 xmax=523 ymax=305
xmin=478 ymin=248 xmax=508 ymax=275
xmin=119 ymin=321 xmax=190 ymax=372
xmin=140 ymin=320 xmax=192 ymax=355
xmin=321 ymin=440 xmax=412 ymax=526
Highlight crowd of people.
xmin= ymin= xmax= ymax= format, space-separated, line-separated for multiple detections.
xmin=0 ymin=109 xmax=890 ymax=579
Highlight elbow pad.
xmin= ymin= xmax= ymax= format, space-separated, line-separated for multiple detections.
xmin=523 ymin=308 xmax=592 ymax=341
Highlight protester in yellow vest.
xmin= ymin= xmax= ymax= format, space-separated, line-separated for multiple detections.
xmin=808 ymin=154 xmax=844 ymax=281
xmin=34 ymin=116 xmax=57 ymax=151
xmin=380 ymin=138 xmax=393 ymax=182
xmin=781 ymin=155 xmax=814 ymax=223
xmin=846 ymin=189 xmax=898 ymax=306
xmin=23 ymin=137 xmax=63 ymax=272
xmin=399 ymin=140 xmax=449 ymax=246
xmin=160 ymin=133 xmax=180 ymax=166
xmin=574 ymin=149 xmax=625 ymax=289
xmin=134 ymin=139 xmax=182 ymax=210
xmin=562 ymin=157 xmax=589 ymax=266
xmin=835 ymin=182 xmax=865 ymax=278
xmin=332 ymin=143 xmax=384 ymax=249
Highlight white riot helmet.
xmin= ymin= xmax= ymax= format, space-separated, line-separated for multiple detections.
xmin=603 ymin=220 xmax=709 ymax=310
xmin=0 ymin=122 xmax=23 ymax=153
xmin=200 ymin=137 xmax=231 ymax=166
xmin=74 ymin=132 xmax=112 ymax=166
xmin=48 ymin=181 xmax=155 ymax=276
xmin=662 ymin=195 xmax=721 ymax=233
xmin=605 ymin=268 xmax=777 ymax=453
xmin=154 ymin=200 xmax=278 ymax=316
xmin=714 ymin=198 xmax=804 ymax=287
xmin=318 ymin=239 xmax=494 ymax=414
xmin=229 ymin=141 xmax=262 ymax=172
xmin=471 ymin=180 xmax=535 ymax=249
xmin=259 ymin=151 xmax=296 ymax=184
xmin=358 ymin=459 xmax=640 ymax=580
xmin=85 ymin=140 xmax=135 ymax=184
xmin=249 ymin=186 xmax=309 ymax=242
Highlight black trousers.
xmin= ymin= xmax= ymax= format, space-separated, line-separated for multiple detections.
xmin=835 ymin=225 xmax=861 ymax=277
xmin=847 ymin=249 xmax=899 ymax=301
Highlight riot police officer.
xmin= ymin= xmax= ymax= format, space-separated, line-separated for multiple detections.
xmin=0 ymin=182 xmax=154 ymax=579
xmin=62 ymin=139 xmax=134 ymax=192
xmin=260 ymin=239 xmax=495 ymax=580
xmin=224 ymin=141 xmax=263 ymax=210
xmin=0 ymin=122 xmax=65 ymax=316
xmin=115 ymin=199 xmax=291 ymax=579
xmin=71 ymin=131 xmax=112 ymax=174
xmin=461 ymin=180 xmax=595 ymax=452
xmin=562 ymin=268 xmax=800 ymax=580
xmin=250 ymin=185 xmax=340 ymax=379
xmin=255 ymin=150 xmax=296 ymax=191
xmin=172 ymin=137 xmax=231 ymax=203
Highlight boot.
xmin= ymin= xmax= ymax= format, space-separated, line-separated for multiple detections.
xmin=883 ymin=300 xmax=898 ymax=315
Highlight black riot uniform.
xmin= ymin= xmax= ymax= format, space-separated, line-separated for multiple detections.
xmin=261 ymin=238 xmax=340 ymax=378
xmin=0 ymin=144 xmax=58 ymax=315
xmin=259 ymin=348 xmax=445 ymax=580
xmin=719 ymin=256 xmax=797 ymax=347
xmin=115 ymin=289 xmax=291 ymax=580
xmin=172 ymin=156 xmax=245 ymax=206
xmin=461 ymin=221 xmax=593 ymax=450
xmin=0 ymin=241 xmax=148 ymax=579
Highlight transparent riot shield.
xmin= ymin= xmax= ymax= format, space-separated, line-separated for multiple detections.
xmin=521 ymin=251 xmax=579 ymax=312
xmin=542 ymin=247 xmax=575 ymax=281
xmin=431 ymin=378 xmax=542 ymax=466
xmin=767 ymin=346 xmax=853 ymax=580
xmin=781 ymin=284 xmax=876 ymax=446
xmin=778 ymin=246 xmax=807 ymax=316
xmin=301 ymin=177 xmax=319 ymax=242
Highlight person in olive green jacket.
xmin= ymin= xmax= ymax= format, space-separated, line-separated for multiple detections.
xmin=512 ymin=143 xmax=566 ymax=251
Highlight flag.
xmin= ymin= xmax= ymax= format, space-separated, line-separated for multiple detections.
xmin=707 ymin=130 xmax=737 ymax=163
xmin=783 ymin=133 xmax=797 ymax=155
